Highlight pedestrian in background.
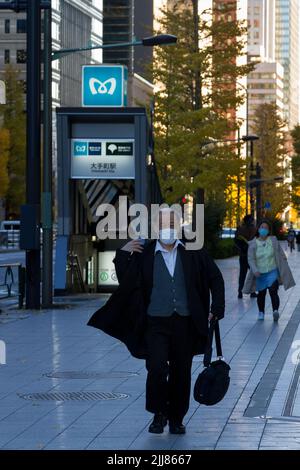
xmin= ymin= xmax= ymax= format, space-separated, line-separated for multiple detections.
xmin=243 ymin=219 xmax=295 ymax=321
xmin=235 ymin=214 xmax=257 ymax=299
xmin=287 ymin=226 xmax=296 ymax=252
xmin=296 ymin=231 xmax=300 ymax=252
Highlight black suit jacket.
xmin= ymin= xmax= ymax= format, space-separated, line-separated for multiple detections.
xmin=87 ymin=240 xmax=225 ymax=359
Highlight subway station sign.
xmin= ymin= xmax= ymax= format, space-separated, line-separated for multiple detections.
xmin=71 ymin=138 xmax=135 ymax=179
xmin=82 ymin=65 xmax=128 ymax=107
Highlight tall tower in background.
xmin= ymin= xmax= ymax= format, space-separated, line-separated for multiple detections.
xmin=275 ymin=0 xmax=300 ymax=129
xmin=247 ymin=0 xmax=275 ymax=62
xmin=102 ymin=0 xmax=153 ymax=76
xmin=103 ymin=0 xmax=134 ymax=72
xmin=247 ymin=0 xmax=284 ymax=132
xmin=103 ymin=1 xmax=154 ymax=102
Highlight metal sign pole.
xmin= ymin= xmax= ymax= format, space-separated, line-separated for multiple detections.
xmin=25 ymin=0 xmax=41 ymax=309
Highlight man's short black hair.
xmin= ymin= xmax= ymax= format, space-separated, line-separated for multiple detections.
xmin=243 ymin=214 xmax=254 ymax=224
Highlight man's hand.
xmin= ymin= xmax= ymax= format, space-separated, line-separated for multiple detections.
xmin=208 ymin=313 xmax=215 ymax=322
xmin=121 ymin=239 xmax=144 ymax=254
xmin=254 ymin=272 xmax=261 ymax=278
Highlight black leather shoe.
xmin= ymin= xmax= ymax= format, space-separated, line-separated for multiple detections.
xmin=148 ymin=413 xmax=168 ymax=434
xmin=238 ymin=291 xmax=243 ymax=299
xmin=169 ymin=423 xmax=186 ymax=434
xmin=250 ymin=292 xmax=258 ymax=298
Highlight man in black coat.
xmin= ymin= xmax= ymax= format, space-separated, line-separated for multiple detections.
xmin=235 ymin=214 xmax=257 ymax=298
xmin=87 ymin=208 xmax=225 ymax=435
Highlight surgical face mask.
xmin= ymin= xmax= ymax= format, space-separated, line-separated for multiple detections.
xmin=258 ymin=227 xmax=269 ymax=238
xmin=159 ymin=228 xmax=178 ymax=245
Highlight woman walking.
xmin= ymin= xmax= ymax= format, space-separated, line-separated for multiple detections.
xmin=243 ymin=220 xmax=295 ymax=321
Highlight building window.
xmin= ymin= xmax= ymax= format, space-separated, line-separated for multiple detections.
xmin=52 ymin=22 xmax=59 ymax=41
xmin=17 ymin=19 xmax=26 ymax=33
xmin=52 ymin=81 xmax=59 ymax=101
xmin=16 ymin=49 xmax=27 ymax=63
xmin=4 ymin=50 xmax=10 ymax=64
xmin=52 ymin=0 xmax=60 ymax=11
xmin=4 ymin=19 xmax=10 ymax=33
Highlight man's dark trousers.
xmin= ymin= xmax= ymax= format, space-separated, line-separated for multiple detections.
xmin=145 ymin=311 xmax=194 ymax=424
xmin=239 ymin=255 xmax=249 ymax=293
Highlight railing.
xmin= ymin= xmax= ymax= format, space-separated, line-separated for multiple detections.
xmin=0 ymin=263 xmax=25 ymax=308
xmin=0 ymin=230 xmax=20 ymax=249
xmin=66 ymin=253 xmax=86 ymax=293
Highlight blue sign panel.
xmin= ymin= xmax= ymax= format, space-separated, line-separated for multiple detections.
xmin=73 ymin=141 xmax=88 ymax=156
xmin=82 ymin=65 xmax=128 ymax=107
xmin=88 ymin=142 xmax=102 ymax=156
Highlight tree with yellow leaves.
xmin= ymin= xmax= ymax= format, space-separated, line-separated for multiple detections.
xmin=0 ymin=128 xmax=9 ymax=199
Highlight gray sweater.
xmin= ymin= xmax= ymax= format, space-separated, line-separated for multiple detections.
xmin=147 ymin=251 xmax=190 ymax=317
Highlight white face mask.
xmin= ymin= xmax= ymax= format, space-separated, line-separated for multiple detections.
xmin=159 ymin=228 xmax=178 ymax=245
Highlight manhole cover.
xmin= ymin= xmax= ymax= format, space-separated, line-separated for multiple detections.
xmin=44 ymin=371 xmax=139 ymax=379
xmin=18 ymin=391 xmax=129 ymax=402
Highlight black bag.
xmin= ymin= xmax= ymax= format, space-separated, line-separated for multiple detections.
xmin=193 ymin=319 xmax=230 ymax=406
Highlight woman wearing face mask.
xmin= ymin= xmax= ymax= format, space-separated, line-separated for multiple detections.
xmin=243 ymin=220 xmax=295 ymax=321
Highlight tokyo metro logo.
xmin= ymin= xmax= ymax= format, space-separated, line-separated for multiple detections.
xmin=89 ymin=77 xmax=117 ymax=96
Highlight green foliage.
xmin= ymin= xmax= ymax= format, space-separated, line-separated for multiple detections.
xmin=209 ymin=238 xmax=238 ymax=259
xmin=0 ymin=128 xmax=10 ymax=198
xmin=0 ymin=64 xmax=26 ymax=218
xmin=152 ymin=1 xmax=254 ymax=207
xmin=204 ymin=195 xmax=227 ymax=252
xmin=252 ymin=103 xmax=290 ymax=216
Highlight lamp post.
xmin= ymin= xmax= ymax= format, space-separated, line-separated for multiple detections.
xmin=249 ymin=167 xmax=283 ymax=220
xmin=241 ymin=134 xmax=259 ymax=218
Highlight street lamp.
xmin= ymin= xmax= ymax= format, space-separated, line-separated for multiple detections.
xmin=249 ymin=163 xmax=284 ymax=220
xmin=51 ymin=34 xmax=177 ymax=61
xmin=242 ymin=134 xmax=259 ymax=217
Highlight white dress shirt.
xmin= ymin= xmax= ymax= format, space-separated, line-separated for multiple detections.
xmin=154 ymin=239 xmax=185 ymax=277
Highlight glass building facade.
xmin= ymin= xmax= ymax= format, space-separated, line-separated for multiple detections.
xmin=275 ymin=0 xmax=299 ymax=128
xmin=103 ymin=0 xmax=134 ymax=72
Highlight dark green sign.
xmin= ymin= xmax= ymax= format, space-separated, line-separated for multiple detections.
xmin=106 ymin=142 xmax=133 ymax=156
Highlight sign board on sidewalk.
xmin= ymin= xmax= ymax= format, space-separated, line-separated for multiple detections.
xmin=82 ymin=65 xmax=128 ymax=107
xmin=71 ymin=138 xmax=135 ymax=179
xmin=98 ymin=251 xmax=118 ymax=286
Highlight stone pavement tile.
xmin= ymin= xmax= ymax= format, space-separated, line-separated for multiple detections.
xmin=0 ymin=425 xmax=38 ymax=447
xmin=1 ymin=252 xmax=300 ymax=450
xmin=259 ymin=422 xmax=300 ymax=449
xmin=128 ymin=433 xmax=177 ymax=450
xmin=1 ymin=439 xmax=49 ymax=450
xmin=86 ymin=436 xmax=135 ymax=450
xmin=216 ymin=443 xmax=258 ymax=450
xmin=96 ymin=424 xmax=147 ymax=439
xmin=43 ymin=436 xmax=95 ymax=450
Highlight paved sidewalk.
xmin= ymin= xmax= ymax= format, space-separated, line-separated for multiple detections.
xmin=1 ymin=246 xmax=300 ymax=450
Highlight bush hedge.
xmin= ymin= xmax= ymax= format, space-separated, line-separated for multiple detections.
xmin=206 ymin=238 xmax=238 ymax=259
